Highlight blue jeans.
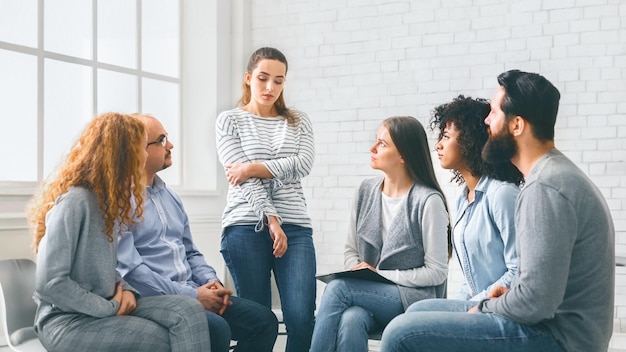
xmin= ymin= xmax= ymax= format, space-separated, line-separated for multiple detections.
xmin=207 ymin=295 xmax=278 ymax=352
xmin=310 ymin=278 xmax=405 ymax=352
xmin=380 ymin=299 xmax=565 ymax=352
xmin=221 ymin=224 xmax=316 ymax=352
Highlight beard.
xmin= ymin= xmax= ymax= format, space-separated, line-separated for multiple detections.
xmin=482 ymin=125 xmax=518 ymax=164
xmin=161 ymin=152 xmax=172 ymax=170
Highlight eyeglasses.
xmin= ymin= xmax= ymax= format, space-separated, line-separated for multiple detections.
xmin=147 ymin=134 xmax=168 ymax=147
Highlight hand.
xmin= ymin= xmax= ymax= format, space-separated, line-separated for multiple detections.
xmin=466 ymin=286 xmax=508 ymax=313
xmin=113 ymin=283 xmax=137 ymax=316
xmin=197 ymin=285 xmax=233 ymax=315
xmin=351 ymin=262 xmax=377 ymax=272
xmin=267 ymin=216 xmax=288 ymax=258
xmin=205 ymin=281 xmax=231 ymax=315
xmin=225 ymin=162 xmax=249 ymax=186
xmin=488 ymin=286 xmax=509 ymax=298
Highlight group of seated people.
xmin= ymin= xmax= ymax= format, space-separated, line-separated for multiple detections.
xmin=26 ymin=48 xmax=614 ymax=352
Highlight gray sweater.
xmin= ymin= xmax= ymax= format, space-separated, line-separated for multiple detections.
xmin=480 ymin=149 xmax=615 ymax=352
xmin=34 ymin=187 xmax=138 ymax=333
xmin=352 ymin=177 xmax=448 ymax=309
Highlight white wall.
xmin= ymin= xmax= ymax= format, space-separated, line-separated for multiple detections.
xmin=243 ymin=0 xmax=626 ymax=332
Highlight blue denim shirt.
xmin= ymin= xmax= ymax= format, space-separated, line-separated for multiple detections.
xmin=117 ymin=175 xmax=219 ymax=298
xmin=453 ymin=176 xmax=519 ymax=301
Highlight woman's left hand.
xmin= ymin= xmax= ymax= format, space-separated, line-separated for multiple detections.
xmin=114 ymin=284 xmax=137 ymax=316
xmin=267 ymin=216 xmax=288 ymax=258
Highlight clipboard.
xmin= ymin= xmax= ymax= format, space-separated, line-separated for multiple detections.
xmin=316 ymin=268 xmax=394 ymax=285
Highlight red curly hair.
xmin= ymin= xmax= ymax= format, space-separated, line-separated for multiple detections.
xmin=28 ymin=112 xmax=147 ymax=252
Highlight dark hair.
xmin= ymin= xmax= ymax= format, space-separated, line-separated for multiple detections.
xmin=383 ymin=116 xmax=452 ymax=258
xmin=497 ymin=69 xmax=560 ymax=141
xmin=238 ymin=47 xmax=298 ymax=125
xmin=430 ymin=95 xmax=524 ymax=186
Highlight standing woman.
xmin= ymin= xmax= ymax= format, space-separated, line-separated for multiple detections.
xmin=310 ymin=116 xmax=450 ymax=352
xmin=28 ymin=113 xmax=210 ymax=352
xmin=431 ymin=95 xmax=523 ymax=301
xmin=216 ymin=47 xmax=316 ymax=352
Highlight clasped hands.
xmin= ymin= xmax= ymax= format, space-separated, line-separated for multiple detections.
xmin=113 ymin=283 xmax=137 ymax=316
xmin=198 ymin=281 xmax=233 ymax=315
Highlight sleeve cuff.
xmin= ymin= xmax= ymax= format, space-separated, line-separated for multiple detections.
xmin=180 ymin=286 xmax=199 ymax=299
xmin=477 ymin=298 xmax=492 ymax=313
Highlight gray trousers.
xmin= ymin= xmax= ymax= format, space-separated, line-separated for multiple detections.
xmin=38 ymin=295 xmax=210 ymax=352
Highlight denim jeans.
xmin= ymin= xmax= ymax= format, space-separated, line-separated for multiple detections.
xmin=310 ymin=278 xmax=404 ymax=352
xmin=221 ymin=224 xmax=316 ymax=352
xmin=380 ymin=299 xmax=565 ymax=352
xmin=206 ymin=295 xmax=278 ymax=352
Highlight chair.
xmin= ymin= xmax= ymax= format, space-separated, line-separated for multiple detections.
xmin=0 ymin=259 xmax=47 ymax=352
xmin=367 ymin=330 xmax=383 ymax=351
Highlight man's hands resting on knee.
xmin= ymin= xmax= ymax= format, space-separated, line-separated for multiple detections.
xmin=197 ymin=281 xmax=233 ymax=315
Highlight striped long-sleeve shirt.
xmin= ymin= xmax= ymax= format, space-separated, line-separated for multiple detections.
xmin=216 ymin=107 xmax=315 ymax=230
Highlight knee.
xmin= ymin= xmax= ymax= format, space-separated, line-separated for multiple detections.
xmin=339 ymin=306 xmax=371 ymax=328
xmin=266 ymin=308 xmax=279 ymax=328
xmin=166 ymin=295 xmax=206 ymax=317
xmin=380 ymin=314 xmax=410 ymax=348
xmin=324 ymin=278 xmax=342 ymax=293
xmin=322 ymin=279 xmax=348 ymax=301
xmin=406 ymin=298 xmax=441 ymax=313
xmin=257 ymin=307 xmax=279 ymax=335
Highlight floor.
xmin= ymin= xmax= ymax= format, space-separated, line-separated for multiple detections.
xmin=270 ymin=334 xmax=382 ymax=351
xmin=1 ymin=333 xmax=624 ymax=351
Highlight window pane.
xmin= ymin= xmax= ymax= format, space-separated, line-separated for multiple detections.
xmin=44 ymin=59 xmax=93 ymax=177
xmin=44 ymin=0 xmax=92 ymax=59
xmin=98 ymin=69 xmax=138 ymax=114
xmin=98 ymin=0 xmax=136 ymax=68
xmin=0 ymin=50 xmax=37 ymax=181
xmin=142 ymin=78 xmax=180 ymax=185
xmin=142 ymin=0 xmax=179 ymax=77
xmin=0 ymin=0 xmax=37 ymax=47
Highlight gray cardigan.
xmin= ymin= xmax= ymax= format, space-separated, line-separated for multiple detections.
xmin=353 ymin=177 xmax=448 ymax=308
xmin=34 ymin=187 xmax=138 ymax=333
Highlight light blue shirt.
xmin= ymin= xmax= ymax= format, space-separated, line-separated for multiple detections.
xmin=453 ymin=176 xmax=519 ymax=301
xmin=117 ymin=176 xmax=219 ymax=299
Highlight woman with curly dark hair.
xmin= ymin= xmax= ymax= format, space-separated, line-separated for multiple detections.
xmin=431 ymin=95 xmax=523 ymax=301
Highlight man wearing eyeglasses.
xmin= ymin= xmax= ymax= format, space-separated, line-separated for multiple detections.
xmin=117 ymin=114 xmax=278 ymax=352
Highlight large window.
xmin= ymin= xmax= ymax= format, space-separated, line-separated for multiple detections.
xmin=1 ymin=0 xmax=181 ymax=185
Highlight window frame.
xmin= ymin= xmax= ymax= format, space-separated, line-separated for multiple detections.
xmin=0 ymin=0 xmax=225 ymax=196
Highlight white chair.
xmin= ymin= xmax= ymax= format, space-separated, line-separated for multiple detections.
xmin=0 ymin=259 xmax=47 ymax=352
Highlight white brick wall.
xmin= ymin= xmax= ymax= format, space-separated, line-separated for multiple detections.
xmin=246 ymin=0 xmax=626 ymax=332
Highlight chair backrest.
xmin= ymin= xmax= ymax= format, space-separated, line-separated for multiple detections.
xmin=0 ymin=259 xmax=39 ymax=348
